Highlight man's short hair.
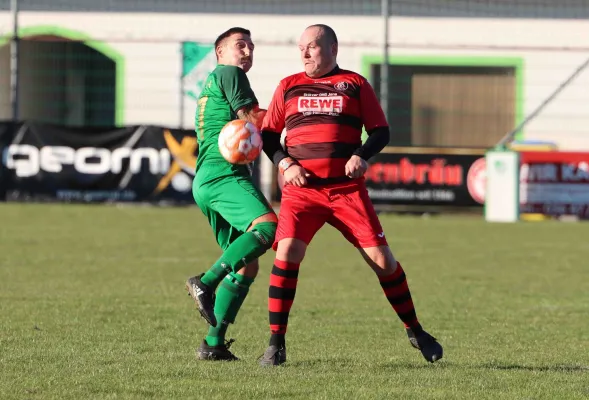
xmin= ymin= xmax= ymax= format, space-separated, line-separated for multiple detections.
xmin=307 ymin=24 xmax=338 ymax=45
xmin=214 ymin=27 xmax=251 ymax=51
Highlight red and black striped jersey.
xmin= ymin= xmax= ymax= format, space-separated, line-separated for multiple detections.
xmin=262 ymin=66 xmax=388 ymax=181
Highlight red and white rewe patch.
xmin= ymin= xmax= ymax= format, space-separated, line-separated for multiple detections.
xmin=298 ymin=96 xmax=343 ymax=113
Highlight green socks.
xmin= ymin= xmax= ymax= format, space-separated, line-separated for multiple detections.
xmin=205 ymin=273 xmax=254 ymax=346
xmin=200 ymin=222 xmax=276 ymax=288
xmin=198 ymin=222 xmax=275 ymax=346
xmin=199 ymin=261 xmax=229 ymax=289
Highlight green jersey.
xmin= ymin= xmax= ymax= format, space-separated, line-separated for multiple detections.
xmin=192 ymin=65 xmax=272 ymax=247
xmin=195 ymin=65 xmax=258 ymax=171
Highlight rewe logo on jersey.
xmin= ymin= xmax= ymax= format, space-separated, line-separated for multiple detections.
xmin=298 ymin=96 xmax=343 ymax=113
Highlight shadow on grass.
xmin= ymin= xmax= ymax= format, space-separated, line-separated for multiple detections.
xmin=284 ymin=358 xmax=450 ymax=370
xmin=264 ymin=358 xmax=588 ymax=374
xmin=377 ymin=360 xmax=450 ymax=370
xmin=480 ymin=362 xmax=589 ymax=373
xmin=286 ymin=358 xmax=360 ymax=368
xmin=373 ymin=361 xmax=588 ymax=373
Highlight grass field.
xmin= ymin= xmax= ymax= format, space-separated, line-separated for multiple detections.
xmin=1 ymin=203 xmax=589 ymax=399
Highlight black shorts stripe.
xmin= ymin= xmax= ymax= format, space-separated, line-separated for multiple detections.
xmin=271 ymin=265 xmax=300 ymax=279
xmin=285 ymin=113 xmax=362 ymax=131
xmin=306 ymin=176 xmax=353 ymax=185
xmin=269 ymin=285 xmax=296 ymax=300
xmin=287 ymin=142 xmax=360 ymax=161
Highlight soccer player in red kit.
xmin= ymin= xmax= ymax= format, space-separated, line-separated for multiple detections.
xmin=258 ymin=24 xmax=443 ymax=366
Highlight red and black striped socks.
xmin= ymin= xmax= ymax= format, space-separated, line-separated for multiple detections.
xmin=267 ymin=259 xmax=421 ymax=345
xmin=268 ymin=259 xmax=300 ymax=345
xmin=378 ymin=262 xmax=421 ymax=331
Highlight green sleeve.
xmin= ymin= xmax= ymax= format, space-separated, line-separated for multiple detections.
xmin=218 ymin=66 xmax=258 ymax=113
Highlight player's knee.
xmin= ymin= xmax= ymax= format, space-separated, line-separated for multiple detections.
xmin=250 ymin=221 xmax=277 ymax=251
xmin=238 ymin=260 xmax=259 ymax=278
xmin=361 ymin=245 xmax=397 ymax=275
xmin=276 ymin=238 xmax=307 ymax=264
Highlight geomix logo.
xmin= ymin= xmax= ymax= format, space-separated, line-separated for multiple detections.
xmin=152 ymin=129 xmax=197 ymax=194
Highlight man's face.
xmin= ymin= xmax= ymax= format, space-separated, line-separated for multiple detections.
xmin=217 ymin=33 xmax=254 ymax=72
xmin=298 ymin=27 xmax=336 ymax=78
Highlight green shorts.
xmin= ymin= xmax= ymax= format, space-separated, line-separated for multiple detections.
xmin=193 ymin=163 xmax=273 ymax=251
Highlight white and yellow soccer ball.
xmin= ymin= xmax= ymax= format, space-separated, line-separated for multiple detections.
xmin=218 ymin=119 xmax=263 ymax=165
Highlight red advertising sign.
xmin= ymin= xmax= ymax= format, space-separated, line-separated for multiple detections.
xmin=519 ymin=151 xmax=589 ymax=218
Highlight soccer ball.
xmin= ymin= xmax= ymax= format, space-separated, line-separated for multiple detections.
xmin=218 ymin=120 xmax=263 ymax=165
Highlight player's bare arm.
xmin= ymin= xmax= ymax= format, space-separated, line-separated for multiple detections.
xmin=281 ymin=159 xmax=310 ymax=187
xmin=236 ymin=104 xmax=267 ymax=130
xmin=262 ymin=130 xmax=309 ymax=187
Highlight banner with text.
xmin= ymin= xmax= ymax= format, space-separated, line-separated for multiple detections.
xmin=519 ymin=151 xmax=589 ymax=219
xmin=1 ymin=122 xmax=199 ymax=203
xmin=364 ymin=149 xmax=486 ymax=208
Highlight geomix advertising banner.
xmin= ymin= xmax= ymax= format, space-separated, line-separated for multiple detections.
xmin=1 ymin=121 xmax=199 ymax=203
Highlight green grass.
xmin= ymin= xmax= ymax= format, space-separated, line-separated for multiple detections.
xmin=1 ymin=203 xmax=589 ymax=399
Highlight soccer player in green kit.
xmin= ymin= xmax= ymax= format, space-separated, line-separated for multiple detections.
xmin=185 ymin=27 xmax=278 ymax=361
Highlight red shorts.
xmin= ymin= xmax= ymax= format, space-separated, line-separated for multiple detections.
xmin=274 ymin=178 xmax=388 ymax=250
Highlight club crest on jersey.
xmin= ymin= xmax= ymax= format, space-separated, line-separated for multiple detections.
xmin=334 ymin=81 xmax=349 ymax=91
xmin=298 ymin=96 xmax=343 ymax=114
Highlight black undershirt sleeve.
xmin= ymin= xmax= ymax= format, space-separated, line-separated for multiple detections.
xmin=262 ymin=130 xmax=290 ymax=165
xmin=353 ymin=126 xmax=390 ymax=161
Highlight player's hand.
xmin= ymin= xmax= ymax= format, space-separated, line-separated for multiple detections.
xmin=283 ymin=165 xmax=311 ymax=187
xmin=345 ymin=155 xmax=368 ymax=178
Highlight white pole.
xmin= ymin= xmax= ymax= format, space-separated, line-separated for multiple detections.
xmin=380 ymin=0 xmax=389 ymax=115
xmin=9 ymin=0 xmax=19 ymax=121
xmin=179 ymin=43 xmax=185 ymax=129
